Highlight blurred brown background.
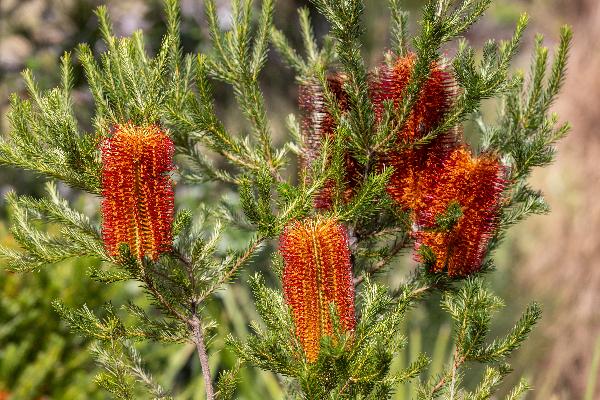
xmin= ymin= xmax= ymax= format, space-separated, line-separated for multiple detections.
xmin=1 ymin=0 xmax=599 ymax=399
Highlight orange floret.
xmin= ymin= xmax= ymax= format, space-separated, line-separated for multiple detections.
xmin=280 ymin=217 xmax=356 ymax=362
xmin=414 ymin=147 xmax=506 ymax=276
xmin=101 ymin=122 xmax=175 ymax=260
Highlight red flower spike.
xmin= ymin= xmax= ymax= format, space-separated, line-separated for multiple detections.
xmin=299 ymin=76 xmax=362 ymax=209
xmin=101 ymin=123 xmax=175 ymax=260
xmin=280 ymin=217 xmax=356 ymax=362
xmin=374 ymin=53 xmax=458 ymax=211
xmin=372 ymin=53 xmax=455 ymax=141
xmin=414 ymin=147 xmax=506 ymax=276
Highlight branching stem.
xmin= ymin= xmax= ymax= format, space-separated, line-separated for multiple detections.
xmin=190 ymin=313 xmax=215 ymax=400
xmin=198 ymin=237 xmax=264 ymax=303
xmin=354 ymin=233 xmax=408 ymax=286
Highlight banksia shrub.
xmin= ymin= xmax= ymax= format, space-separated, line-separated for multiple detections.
xmin=100 ymin=123 xmax=175 ymax=260
xmin=414 ymin=147 xmax=506 ymax=276
xmin=299 ymin=76 xmax=362 ymax=209
xmin=0 ymin=0 xmax=573 ymax=398
xmin=279 ymin=217 xmax=356 ymax=362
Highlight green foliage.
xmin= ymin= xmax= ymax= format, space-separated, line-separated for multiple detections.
xmin=417 ymin=279 xmax=540 ymax=399
xmin=80 ymin=4 xmax=179 ymax=128
xmin=91 ymin=340 xmax=172 ymax=399
xmin=0 ymin=56 xmax=100 ymax=193
xmin=0 ymin=182 xmax=107 ymax=273
xmin=270 ymin=7 xmax=335 ymax=80
xmin=482 ymin=25 xmax=573 ymax=253
xmin=230 ymin=276 xmax=429 ymax=399
xmin=0 ymin=258 xmax=114 ymax=399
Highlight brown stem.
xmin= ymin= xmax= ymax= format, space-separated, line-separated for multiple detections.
xmin=141 ymin=263 xmax=215 ymax=399
xmin=190 ymin=314 xmax=215 ymax=400
xmin=431 ymin=348 xmax=464 ymax=395
xmin=140 ymin=265 xmax=188 ymax=323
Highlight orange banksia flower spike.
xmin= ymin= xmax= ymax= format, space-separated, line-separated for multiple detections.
xmin=372 ymin=52 xmax=455 ymax=141
xmin=280 ymin=217 xmax=356 ymax=362
xmin=299 ymin=75 xmax=362 ymax=209
xmin=374 ymin=53 xmax=457 ymax=211
xmin=101 ymin=122 xmax=175 ymax=260
xmin=414 ymin=147 xmax=506 ymax=276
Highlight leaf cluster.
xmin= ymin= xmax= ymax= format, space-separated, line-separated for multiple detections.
xmin=417 ymin=279 xmax=540 ymax=399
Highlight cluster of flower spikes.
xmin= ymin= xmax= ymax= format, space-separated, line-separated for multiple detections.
xmin=413 ymin=146 xmax=507 ymax=276
xmin=298 ymin=53 xmax=507 ymax=274
xmin=298 ymin=75 xmax=363 ymax=209
xmin=280 ymin=216 xmax=356 ymax=362
xmin=372 ymin=54 xmax=507 ymax=275
xmin=100 ymin=122 xmax=175 ymax=261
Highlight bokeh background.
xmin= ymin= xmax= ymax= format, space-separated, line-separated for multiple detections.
xmin=1 ymin=0 xmax=598 ymax=399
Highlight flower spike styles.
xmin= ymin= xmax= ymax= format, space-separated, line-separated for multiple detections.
xmin=101 ymin=123 xmax=175 ymax=260
xmin=280 ymin=217 xmax=356 ymax=362
xmin=414 ymin=147 xmax=507 ymax=276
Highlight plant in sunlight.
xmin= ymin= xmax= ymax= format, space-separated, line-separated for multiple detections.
xmin=0 ymin=0 xmax=571 ymax=398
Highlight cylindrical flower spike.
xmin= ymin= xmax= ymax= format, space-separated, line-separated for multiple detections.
xmin=101 ymin=122 xmax=175 ymax=260
xmin=414 ymin=147 xmax=506 ymax=276
xmin=372 ymin=52 xmax=455 ymax=140
xmin=374 ymin=53 xmax=457 ymax=211
xmin=299 ymin=75 xmax=362 ymax=209
xmin=280 ymin=217 xmax=356 ymax=362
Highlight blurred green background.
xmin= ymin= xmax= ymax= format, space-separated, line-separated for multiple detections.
xmin=1 ymin=0 xmax=599 ymax=399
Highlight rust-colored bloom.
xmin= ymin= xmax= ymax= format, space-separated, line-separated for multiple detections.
xmin=372 ymin=53 xmax=455 ymax=140
xmin=280 ymin=217 xmax=356 ymax=362
xmin=375 ymin=53 xmax=457 ymax=211
xmin=101 ymin=122 xmax=175 ymax=260
xmin=299 ymin=75 xmax=362 ymax=209
xmin=414 ymin=147 xmax=506 ymax=276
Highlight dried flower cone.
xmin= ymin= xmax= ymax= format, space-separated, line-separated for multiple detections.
xmin=415 ymin=147 xmax=506 ymax=276
xmin=375 ymin=53 xmax=457 ymax=211
xmin=299 ymin=76 xmax=361 ymax=209
xmin=280 ymin=217 xmax=356 ymax=362
xmin=101 ymin=123 xmax=175 ymax=260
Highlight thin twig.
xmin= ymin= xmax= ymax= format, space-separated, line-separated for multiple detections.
xmin=174 ymin=248 xmax=197 ymax=298
xmin=354 ymin=234 xmax=408 ymax=286
xmin=141 ymin=267 xmax=188 ymax=323
xmin=410 ymin=285 xmax=431 ymax=297
xmin=140 ymin=260 xmax=215 ymax=400
xmin=198 ymin=237 xmax=263 ymax=303
xmin=431 ymin=350 xmax=464 ymax=396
